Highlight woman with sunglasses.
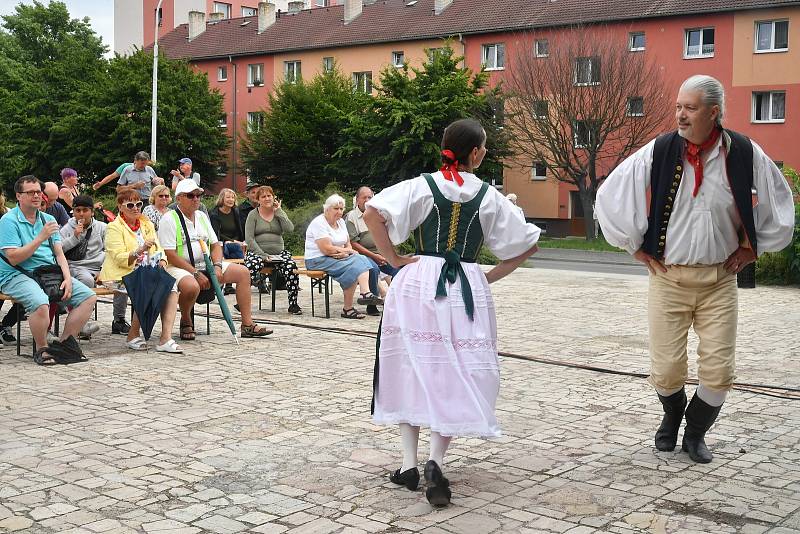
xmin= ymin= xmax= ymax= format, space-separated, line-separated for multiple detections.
xmin=143 ymin=185 xmax=172 ymax=230
xmin=100 ymin=187 xmax=182 ymax=353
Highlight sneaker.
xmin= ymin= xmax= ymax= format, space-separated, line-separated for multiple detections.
xmin=80 ymin=321 xmax=100 ymax=340
xmin=288 ymin=304 xmax=302 ymax=315
xmin=112 ymin=319 xmax=131 ymax=335
xmin=257 ymin=278 xmax=270 ymax=294
xmin=0 ymin=326 xmax=16 ymax=346
xmin=365 ymin=305 xmax=381 ymax=316
xmin=223 ymin=284 xmax=236 ymax=295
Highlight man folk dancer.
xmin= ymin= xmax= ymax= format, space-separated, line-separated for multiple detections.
xmin=596 ymin=75 xmax=794 ymax=463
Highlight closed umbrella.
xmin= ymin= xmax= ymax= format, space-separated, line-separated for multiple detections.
xmin=121 ymin=265 xmax=176 ymax=341
xmin=199 ymin=240 xmax=239 ymax=345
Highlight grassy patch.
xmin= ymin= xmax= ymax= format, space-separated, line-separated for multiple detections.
xmin=537 ymin=237 xmax=625 ymax=253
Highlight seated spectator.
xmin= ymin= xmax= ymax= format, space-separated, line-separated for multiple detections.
xmin=243 ymin=186 xmax=301 ymax=314
xmin=238 ymin=181 xmax=259 ymax=229
xmin=346 ymin=186 xmax=398 ymax=315
xmin=143 ymin=185 xmax=172 ymax=230
xmin=60 ymin=194 xmax=130 ymax=338
xmin=210 ymin=188 xmax=246 ymax=296
xmin=305 ymin=194 xmax=382 ymax=320
xmin=170 ymin=157 xmax=201 ymax=191
xmin=158 ymin=180 xmax=272 ymax=340
xmin=58 ymin=168 xmax=81 ymax=214
xmin=0 ymin=192 xmax=21 ymax=346
xmin=506 ymin=193 xmax=525 ymax=219
xmin=42 ymin=182 xmax=70 ymax=226
xmin=99 ymin=188 xmax=181 ymax=353
xmin=0 ymin=176 xmax=97 ymax=364
xmin=117 ymin=151 xmax=158 ymax=204
xmin=93 ymin=162 xmax=132 ymax=191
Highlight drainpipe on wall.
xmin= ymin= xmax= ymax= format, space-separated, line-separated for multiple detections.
xmin=457 ymin=32 xmax=465 ymax=68
xmin=229 ymin=55 xmax=238 ymax=190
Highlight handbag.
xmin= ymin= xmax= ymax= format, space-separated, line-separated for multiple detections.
xmin=176 ymin=209 xmax=216 ymax=305
xmin=64 ymin=225 xmax=93 ymax=262
xmin=0 ymin=213 xmax=65 ymax=302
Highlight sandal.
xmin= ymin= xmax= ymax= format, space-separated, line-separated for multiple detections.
xmin=156 ymin=339 xmax=183 ymax=353
xmin=341 ymin=307 xmax=366 ymax=319
xmin=180 ymin=321 xmax=196 ymax=341
xmin=126 ymin=337 xmax=147 ymax=351
xmin=33 ymin=347 xmax=56 ymax=366
xmin=241 ymin=323 xmax=273 ymax=338
xmin=357 ymin=292 xmax=384 ymax=306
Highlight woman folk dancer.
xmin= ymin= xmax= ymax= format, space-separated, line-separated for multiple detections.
xmin=364 ymin=119 xmax=541 ymax=506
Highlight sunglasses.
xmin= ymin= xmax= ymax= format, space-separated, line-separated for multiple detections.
xmin=183 ymin=193 xmax=202 ymax=199
xmin=124 ymin=201 xmax=144 ymax=210
xmin=157 ymin=194 xmax=171 ymax=198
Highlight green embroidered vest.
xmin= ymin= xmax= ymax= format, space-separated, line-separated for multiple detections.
xmin=414 ymin=174 xmax=490 ymax=320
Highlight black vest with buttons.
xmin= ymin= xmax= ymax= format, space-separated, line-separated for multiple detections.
xmin=643 ymin=129 xmax=756 ymax=260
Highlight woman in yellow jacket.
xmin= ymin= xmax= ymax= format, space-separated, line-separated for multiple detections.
xmin=99 ymin=188 xmax=182 ymax=353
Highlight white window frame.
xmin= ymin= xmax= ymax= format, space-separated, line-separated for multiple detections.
xmin=241 ymin=6 xmax=257 ymax=17
xmin=751 ymin=91 xmax=786 ymax=123
xmin=353 ymin=71 xmax=373 ymax=93
xmin=628 ymin=32 xmax=645 ymax=52
xmin=684 ymin=27 xmax=715 ymax=58
xmin=247 ymin=63 xmax=264 ymax=86
xmin=427 ymin=47 xmax=443 ymax=63
xmin=574 ymin=56 xmax=600 ymax=86
xmin=217 ymin=65 xmax=228 ymax=82
xmin=755 ymin=20 xmax=789 ymax=53
xmin=212 ymin=2 xmax=232 ymax=19
xmin=218 ymin=113 xmax=227 ymax=128
xmin=284 ymin=60 xmax=301 ymax=84
xmin=481 ymin=43 xmax=505 ymax=70
xmin=322 ymin=57 xmax=334 ymax=73
xmin=315 ymin=0 xmax=329 ymax=5
xmin=627 ymin=96 xmax=644 ymax=117
xmin=534 ymin=39 xmax=549 ymax=58
xmin=532 ymin=162 xmax=547 ymax=181
xmin=533 ymin=100 xmax=548 ymax=120
xmin=573 ymin=120 xmax=595 ymax=149
xmin=392 ymin=51 xmax=405 ymax=68
xmin=247 ymin=112 xmax=265 ymax=133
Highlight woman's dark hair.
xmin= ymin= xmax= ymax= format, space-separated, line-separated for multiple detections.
xmin=441 ymin=119 xmax=486 ymax=165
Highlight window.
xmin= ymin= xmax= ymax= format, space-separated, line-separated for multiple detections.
xmin=241 ymin=6 xmax=257 ymax=16
xmin=627 ymin=96 xmax=644 ymax=117
xmin=427 ymin=47 xmax=445 ymax=62
xmin=535 ymin=39 xmax=549 ymax=57
xmin=213 ymin=2 xmax=232 ymax=18
xmin=573 ymin=120 xmax=596 ymax=148
xmin=629 ymin=32 xmax=645 ymax=51
xmin=156 ymin=7 xmax=163 ymax=27
xmin=392 ymin=51 xmax=405 ymax=67
xmin=216 ymin=162 xmax=228 ymax=176
xmin=755 ymin=20 xmax=789 ymax=52
xmin=481 ymin=43 xmax=506 ymax=70
xmin=752 ymin=91 xmax=785 ymax=123
xmin=774 ymin=160 xmax=784 ymax=169
xmin=353 ymin=71 xmax=373 ymax=93
xmin=533 ymin=100 xmax=548 ymax=119
xmin=218 ymin=113 xmax=227 ymax=128
xmin=315 ymin=0 xmax=329 ymax=5
xmin=685 ymin=28 xmax=715 ymax=58
xmin=284 ymin=61 xmax=301 ymax=83
xmin=247 ymin=63 xmax=264 ymax=86
xmin=532 ymin=162 xmax=547 ymax=181
xmin=322 ymin=57 xmax=334 ymax=73
xmin=217 ymin=66 xmax=227 ymax=81
xmin=247 ymin=112 xmax=265 ymax=133
xmin=574 ymin=57 xmax=600 ymax=85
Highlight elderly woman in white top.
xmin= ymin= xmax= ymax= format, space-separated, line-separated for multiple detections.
xmin=304 ymin=194 xmax=382 ymax=319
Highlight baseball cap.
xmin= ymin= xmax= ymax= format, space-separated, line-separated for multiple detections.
xmin=179 ymin=157 xmax=192 ymax=165
xmin=175 ymin=179 xmax=203 ymax=196
xmin=245 ymin=180 xmax=259 ymax=190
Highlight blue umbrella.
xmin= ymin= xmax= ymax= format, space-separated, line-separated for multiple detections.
xmin=122 ymin=265 xmax=176 ymax=341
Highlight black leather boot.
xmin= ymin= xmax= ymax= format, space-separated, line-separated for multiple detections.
xmin=681 ymin=394 xmax=722 ymax=463
xmin=655 ymin=388 xmax=687 ymax=451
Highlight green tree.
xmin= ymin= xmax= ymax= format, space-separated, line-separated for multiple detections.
xmin=0 ymin=0 xmax=106 ymax=186
xmin=335 ymin=43 xmax=511 ymax=189
xmin=50 ymin=50 xmax=229 ymax=186
xmin=240 ymin=68 xmax=371 ymax=204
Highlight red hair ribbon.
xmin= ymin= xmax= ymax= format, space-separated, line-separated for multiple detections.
xmin=440 ymin=150 xmax=464 ymax=186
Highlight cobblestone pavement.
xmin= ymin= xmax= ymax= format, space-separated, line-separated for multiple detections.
xmin=1 ymin=267 xmax=798 ymax=534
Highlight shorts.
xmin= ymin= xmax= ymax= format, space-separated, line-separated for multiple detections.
xmin=0 ymin=272 xmax=95 ymax=314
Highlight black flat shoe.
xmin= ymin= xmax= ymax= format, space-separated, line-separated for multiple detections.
xmin=389 ymin=467 xmax=419 ymax=490
xmin=424 ymin=460 xmax=451 ymax=507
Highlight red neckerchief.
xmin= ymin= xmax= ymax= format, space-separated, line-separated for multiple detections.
xmin=124 ymin=216 xmax=141 ymax=233
xmin=440 ymin=150 xmax=464 ymax=186
xmin=685 ymin=127 xmax=721 ymax=197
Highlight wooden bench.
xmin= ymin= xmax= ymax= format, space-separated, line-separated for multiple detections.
xmin=1 ymin=287 xmax=117 ymax=357
xmin=256 ymin=256 xmax=331 ymax=318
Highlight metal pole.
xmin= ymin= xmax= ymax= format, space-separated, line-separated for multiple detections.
xmin=151 ymin=0 xmax=164 ymax=163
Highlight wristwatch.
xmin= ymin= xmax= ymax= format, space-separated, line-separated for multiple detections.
xmin=213 ymin=262 xmax=224 ymax=269
xmin=192 ymin=270 xmax=201 ymax=278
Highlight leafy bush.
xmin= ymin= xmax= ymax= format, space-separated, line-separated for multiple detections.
xmin=755 ymin=166 xmax=800 ymax=285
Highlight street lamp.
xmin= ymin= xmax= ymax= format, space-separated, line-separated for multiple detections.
xmin=151 ymin=0 xmax=164 ymax=163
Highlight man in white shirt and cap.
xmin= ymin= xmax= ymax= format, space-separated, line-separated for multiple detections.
xmin=596 ymin=74 xmax=794 ymax=464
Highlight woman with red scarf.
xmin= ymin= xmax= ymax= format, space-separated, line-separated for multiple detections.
xmin=99 ymin=187 xmax=182 ymax=353
xmin=364 ymin=119 xmax=541 ymax=506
